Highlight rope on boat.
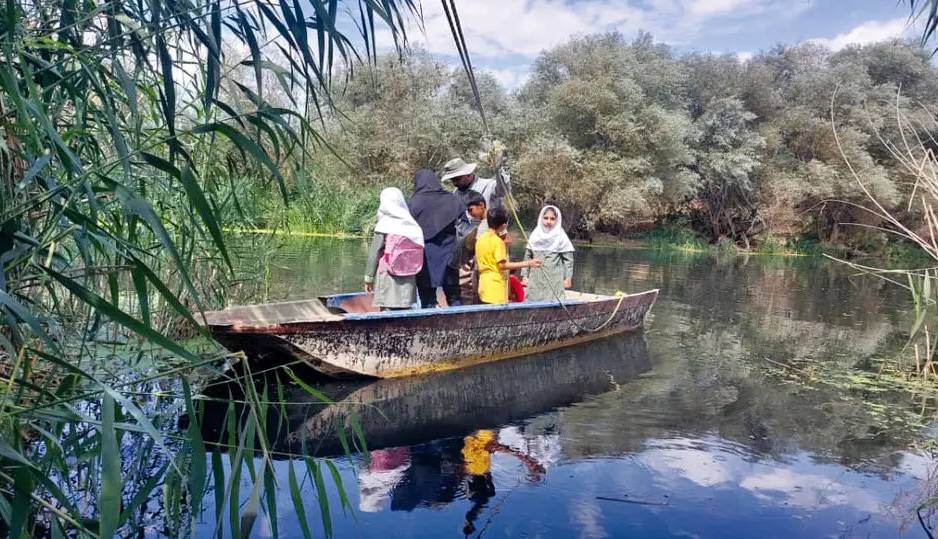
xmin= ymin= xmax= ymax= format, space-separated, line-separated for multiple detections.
xmin=442 ymin=0 xmax=629 ymax=333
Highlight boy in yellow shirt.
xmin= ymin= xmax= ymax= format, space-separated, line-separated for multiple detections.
xmin=475 ymin=207 xmax=541 ymax=304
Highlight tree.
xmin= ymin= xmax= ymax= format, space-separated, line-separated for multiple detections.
xmin=517 ymin=33 xmax=696 ymax=234
xmin=690 ymin=98 xmax=764 ymax=247
xmin=245 ymin=32 xmax=938 ymax=252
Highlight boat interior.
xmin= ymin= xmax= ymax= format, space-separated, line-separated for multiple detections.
xmin=321 ymin=290 xmax=616 ymax=314
xmin=203 ymin=290 xmax=634 ymax=328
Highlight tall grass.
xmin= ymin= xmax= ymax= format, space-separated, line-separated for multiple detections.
xmin=0 ymin=0 xmax=416 ymax=535
xmin=233 ymin=172 xmax=399 ymax=236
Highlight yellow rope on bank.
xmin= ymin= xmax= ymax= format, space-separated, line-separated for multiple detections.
xmin=224 ymin=227 xmax=363 ymax=239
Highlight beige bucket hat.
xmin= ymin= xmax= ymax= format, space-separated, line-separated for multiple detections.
xmin=440 ymin=157 xmax=478 ymax=182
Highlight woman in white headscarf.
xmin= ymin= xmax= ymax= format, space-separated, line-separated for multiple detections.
xmin=364 ymin=188 xmax=424 ymax=309
xmin=520 ymin=205 xmax=575 ymax=302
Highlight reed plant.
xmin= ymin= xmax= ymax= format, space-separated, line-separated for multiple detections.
xmin=0 ymin=0 xmax=415 ymax=535
xmin=241 ymin=172 xmax=395 ymax=236
xmin=829 ymin=88 xmax=938 ymax=380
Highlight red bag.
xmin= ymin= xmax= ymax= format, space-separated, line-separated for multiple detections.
xmin=508 ymin=275 xmax=525 ymax=302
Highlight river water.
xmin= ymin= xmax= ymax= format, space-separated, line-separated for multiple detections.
xmin=198 ymin=236 xmax=938 ymax=538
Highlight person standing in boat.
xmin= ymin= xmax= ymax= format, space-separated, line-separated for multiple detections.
xmin=453 ymin=190 xmax=487 ymax=305
xmin=441 ymin=157 xmax=504 ymax=210
xmin=476 ymin=207 xmax=541 ymax=305
xmin=521 ymin=205 xmax=575 ymax=302
xmin=363 ymin=187 xmax=424 ymax=310
xmin=407 ymin=169 xmax=466 ymax=308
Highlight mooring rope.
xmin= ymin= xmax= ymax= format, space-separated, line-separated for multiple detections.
xmin=441 ymin=0 xmax=629 ymax=333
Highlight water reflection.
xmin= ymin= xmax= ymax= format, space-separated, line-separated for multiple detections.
xmin=357 ymin=430 xmax=550 ymax=535
xmin=287 ymin=333 xmax=650 ymax=453
xmin=201 ymin=332 xmax=656 ymax=535
xmin=202 ymin=332 xmax=652 ymax=456
xmin=203 ymin=237 xmax=937 ymax=538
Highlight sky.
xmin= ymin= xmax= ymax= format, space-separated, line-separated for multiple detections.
xmin=380 ymin=0 xmax=923 ymax=88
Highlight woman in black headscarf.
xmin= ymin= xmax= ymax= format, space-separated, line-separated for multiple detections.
xmin=407 ymin=169 xmax=466 ymax=307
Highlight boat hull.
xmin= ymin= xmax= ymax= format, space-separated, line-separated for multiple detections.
xmin=210 ymin=289 xmax=658 ymax=378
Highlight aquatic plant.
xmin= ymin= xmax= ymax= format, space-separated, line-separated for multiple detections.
xmin=0 ymin=0 xmax=415 ymax=535
xmin=826 ymin=85 xmax=938 ymax=379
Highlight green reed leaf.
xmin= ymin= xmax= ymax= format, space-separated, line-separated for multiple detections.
xmin=240 ymin=463 xmax=264 ymax=539
xmin=99 ymin=394 xmax=122 ymax=539
xmin=288 ymin=459 xmax=314 ymax=539
xmin=192 ymin=122 xmax=288 ymax=202
xmin=264 ymin=464 xmax=278 ymax=538
xmin=306 ymin=457 xmax=333 ymax=538
xmin=119 ymin=461 xmax=169 ymax=528
xmin=211 ymin=450 xmax=225 ymax=539
xmin=10 ymin=466 xmax=33 ymax=539
xmin=183 ymin=380 xmax=207 ymax=534
xmin=44 ymin=267 xmax=200 ymax=363
xmin=140 ymin=152 xmax=232 ymax=271
xmin=325 ymin=459 xmax=355 ymax=517
xmin=105 ymin=179 xmax=204 ymax=312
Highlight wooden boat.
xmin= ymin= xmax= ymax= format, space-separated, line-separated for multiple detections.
xmin=203 ymin=289 xmax=658 ymax=379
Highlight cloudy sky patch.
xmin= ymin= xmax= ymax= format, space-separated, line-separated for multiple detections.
xmin=382 ymin=0 xmax=918 ymax=88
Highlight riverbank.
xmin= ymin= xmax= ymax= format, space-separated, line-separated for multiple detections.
xmin=225 ymin=223 xmax=932 ymax=265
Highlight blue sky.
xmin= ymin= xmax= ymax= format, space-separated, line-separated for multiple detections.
xmin=380 ymin=0 xmax=921 ymax=88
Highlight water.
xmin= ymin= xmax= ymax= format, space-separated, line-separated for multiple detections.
xmin=201 ymin=236 xmax=938 ymax=538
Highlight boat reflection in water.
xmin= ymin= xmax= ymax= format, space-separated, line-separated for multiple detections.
xmin=201 ymin=332 xmax=652 ymax=530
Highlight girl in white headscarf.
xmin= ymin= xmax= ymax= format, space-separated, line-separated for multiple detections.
xmin=364 ymin=188 xmax=423 ymax=309
xmin=520 ymin=205 xmax=575 ymax=302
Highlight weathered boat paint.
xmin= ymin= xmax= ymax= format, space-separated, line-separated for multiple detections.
xmin=206 ymin=289 xmax=658 ymax=378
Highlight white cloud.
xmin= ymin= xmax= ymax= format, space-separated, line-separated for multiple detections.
xmin=638 ymin=437 xmax=891 ymax=516
xmin=387 ymin=0 xmax=647 ymax=59
xmin=687 ymin=0 xmax=751 ymax=17
xmin=642 ymin=444 xmax=735 ymax=487
xmin=300 ymin=3 xmax=931 ymax=94
xmin=570 ymin=498 xmax=610 ymax=539
xmin=740 ymin=469 xmax=881 ymax=512
xmin=379 ymin=0 xmax=809 ymax=60
xmin=811 ymin=18 xmax=911 ymax=51
xmin=487 ymin=67 xmax=529 ymax=90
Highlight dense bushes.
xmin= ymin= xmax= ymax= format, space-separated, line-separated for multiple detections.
xmin=250 ymin=33 xmax=938 ymax=252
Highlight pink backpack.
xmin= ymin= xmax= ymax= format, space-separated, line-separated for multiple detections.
xmin=381 ymin=234 xmax=424 ymax=277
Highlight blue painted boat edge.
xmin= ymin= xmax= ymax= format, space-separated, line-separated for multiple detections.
xmin=320 ymin=289 xmax=659 ymax=321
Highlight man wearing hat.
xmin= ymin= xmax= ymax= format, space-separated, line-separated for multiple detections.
xmin=440 ymin=157 xmax=504 ymax=210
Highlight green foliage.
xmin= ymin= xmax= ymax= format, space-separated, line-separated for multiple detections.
xmin=520 ymin=33 xmax=696 ymax=235
xmin=243 ymin=173 xmax=394 ymax=235
xmin=276 ymin=34 xmax=938 ymax=257
xmin=640 ymin=222 xmax=710 ymax=253
xmin=0 ymin=0 xmax=413 ymax=535
xmin=690 ymin=97 xmax=764 ymax=245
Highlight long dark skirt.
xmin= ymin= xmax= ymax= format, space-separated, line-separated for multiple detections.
xmin=417 ymin=265 xmax=461 ymax=307
xmin=417 ymin=224 xmax=460 ymax=307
